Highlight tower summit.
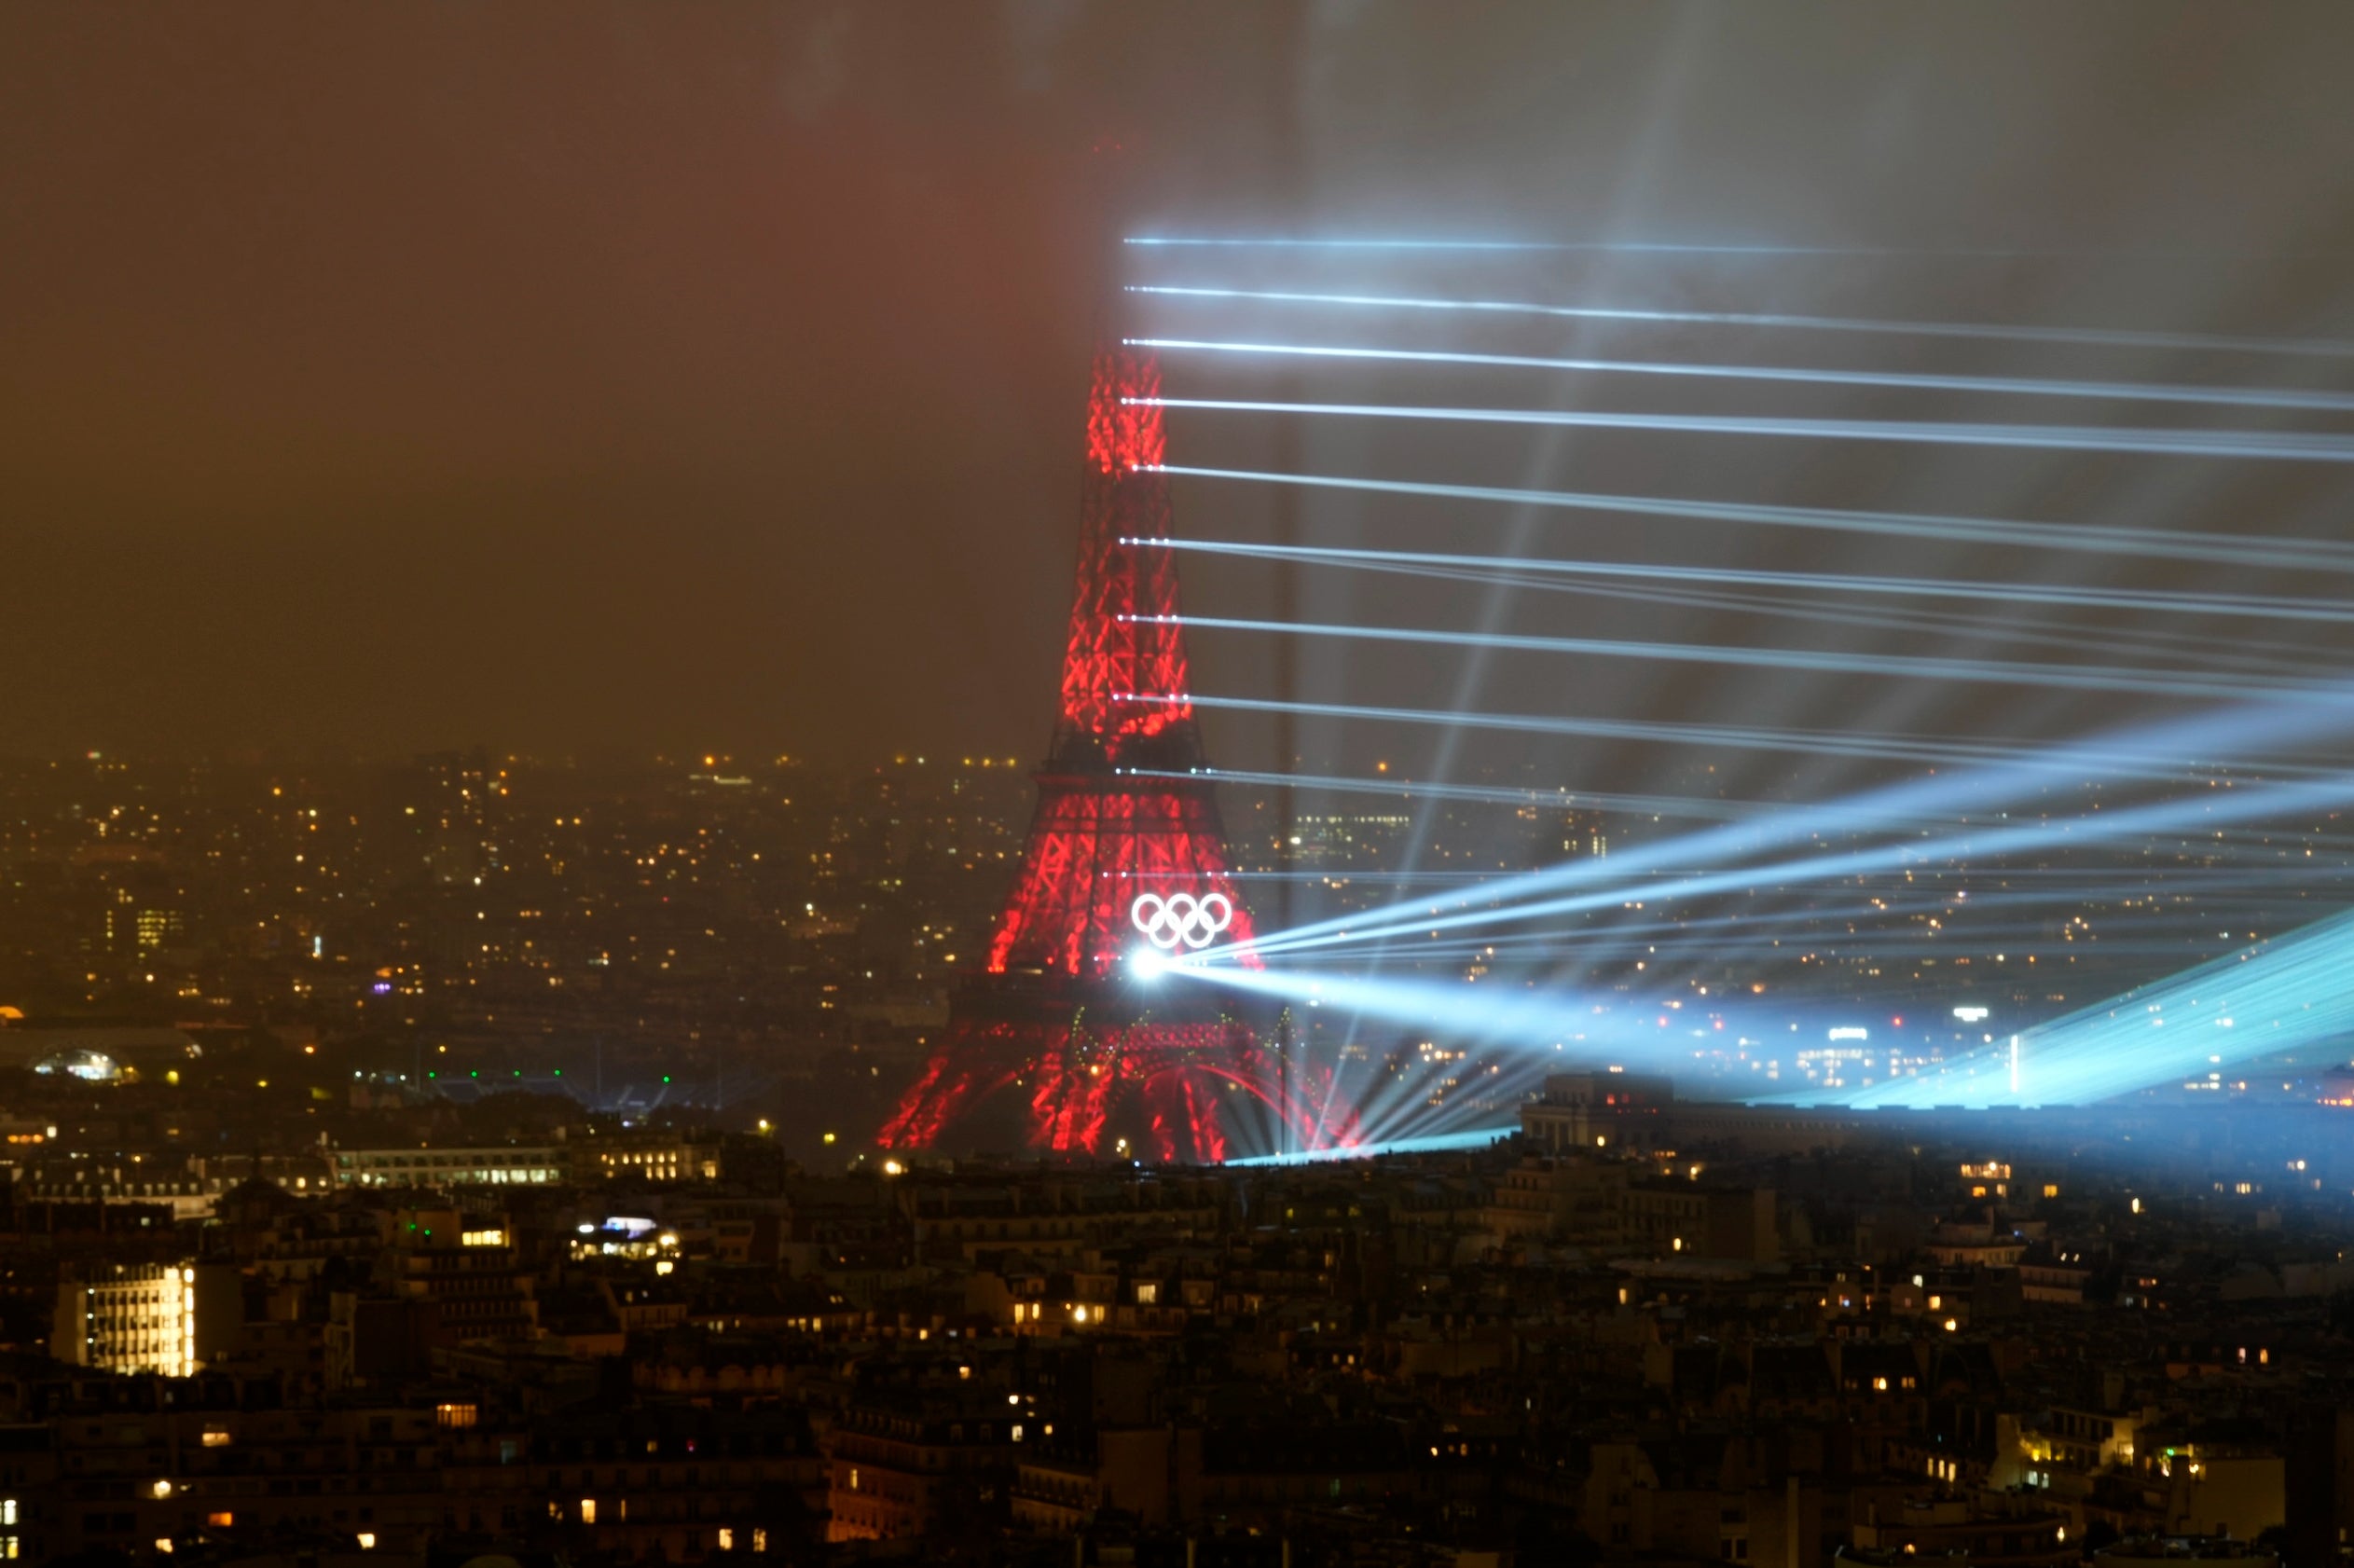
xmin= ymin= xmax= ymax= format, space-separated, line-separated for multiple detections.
xmin=879 ymin=343 xmax=1352 ymax=1162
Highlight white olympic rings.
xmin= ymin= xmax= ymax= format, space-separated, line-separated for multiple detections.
xmin=1129 ymin=891 xmax=1233 ymax=952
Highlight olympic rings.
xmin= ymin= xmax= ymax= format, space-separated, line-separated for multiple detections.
xmin=1129 ymin=891 xmax=1233 ymax=951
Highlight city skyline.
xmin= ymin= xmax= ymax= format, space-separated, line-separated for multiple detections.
xmin=7 ymin=7 xmax=2354 ymax=1563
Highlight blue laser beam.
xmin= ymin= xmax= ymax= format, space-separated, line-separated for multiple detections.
xmin=1147 ymin=464 xmax=2354 ymax=574
xmin=1122 ymin=765 xmax=1762 ymax=824
xmin=1206 ymin=768 xmax=2354 ymax=968
xmin=1136 ymin=396 xmax=2354 ymax=463
xmin=1126 ymin=283 xmax=2354 ymax=361
xmin=1808 ymin=905 xmax=2354 ymax=1108
xmin=1148 ymin=684 xmax=2354 ymax=964
xmin=1128 ymin=540 xmax=2329 ymax=677
xmin=1136 ymin=613 xmax=2351 ymax=705
xmin=1185 ymin=890 xmax=2354 ymax=1126
xmin=1223 ymin=1124 xmax=1517 ymax=1166
xmin=1127 ymin=537 xmax=2354 ymax=626
xmin=1188 ymin=964 xmax=1702 ymax=1061
xmin=1126 ymin=238 xmax=1583 ymax=252
xmin=1130 ymin=336 xmax=2354 ymax=416
xmin=1136 ymin=695 xmax=2342 ymax=785
xmin=1122 ymin=239 xmax=1912 ymax=254
xmin=1123 ymin=767 xmax=2353 ymax=860
xmin=1122 ymin=239 xmax=2336 ymax=258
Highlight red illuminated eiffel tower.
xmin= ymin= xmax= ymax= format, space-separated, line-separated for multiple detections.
xmin=878 ymin=344 xmax=1356 ymax=1163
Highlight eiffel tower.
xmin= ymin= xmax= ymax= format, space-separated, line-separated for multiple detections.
xmin=877 ymin=344 xmax=1354 ymax=1162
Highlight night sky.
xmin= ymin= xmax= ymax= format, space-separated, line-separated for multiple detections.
xmin=8 ymin=3 xmax=2354 ymax=784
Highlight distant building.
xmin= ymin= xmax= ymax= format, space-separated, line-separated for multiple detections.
xmin=412 ymin=747 xmax=506 ymax=885
xmin=1521 ymin=1073 xmax=1898 ymax=1159
xmin=826 ymin=1393 xmax=1019 ymax=1541
xmin=1482 ymin=1150 xmax=1777 ymax=1261
xmin=1622 ymin=1178 xmax=1781 ymax=1264
xmin=1847 ymin=1496 xmax=2073 ymax=1568
xmin=332 ymin=1145 xmax=568 ymax=1187
xmin=1521 ymin=1071 xmax=1676 ymax=1153
xmin=579 ymin=1132 xmax=721 ymax=1183
xmin=51 ymin=1260 xmax=240 ymax=1377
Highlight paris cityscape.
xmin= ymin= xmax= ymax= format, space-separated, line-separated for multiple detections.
xmin=7 ymin=6 xmax=2354 ymax=1567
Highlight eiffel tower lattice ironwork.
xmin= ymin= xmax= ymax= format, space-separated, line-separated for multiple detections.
xmin=877 ymin=344 xmax=1356 ymax=1162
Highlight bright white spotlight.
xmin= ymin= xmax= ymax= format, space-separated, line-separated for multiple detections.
xmin=1130 ymin=946 xmax=1170 ymax=982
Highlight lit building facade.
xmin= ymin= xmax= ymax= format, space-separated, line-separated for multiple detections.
xmin=331 ymin=1146 xmax=568 ymax=1187
xmin=51 ymin=1261 xmax=238 ymax=1378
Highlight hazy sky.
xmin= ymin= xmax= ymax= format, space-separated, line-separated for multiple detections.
xmin=8 ymin=3 xmax=2354 ymax=780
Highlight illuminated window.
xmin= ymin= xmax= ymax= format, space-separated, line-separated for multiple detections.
xmin=718 ymin=1529 xmax=734 ymax=1550
xmin=200 ymin=1428 xmax=231 ymax=1448
xmin=207 ymin=1513 xmax=234 ymax=1530
xmin=435 ymin=1403 xmax=478 ymax=1430
xmin=579 ymin=1500 xmax=597 ymax=1524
